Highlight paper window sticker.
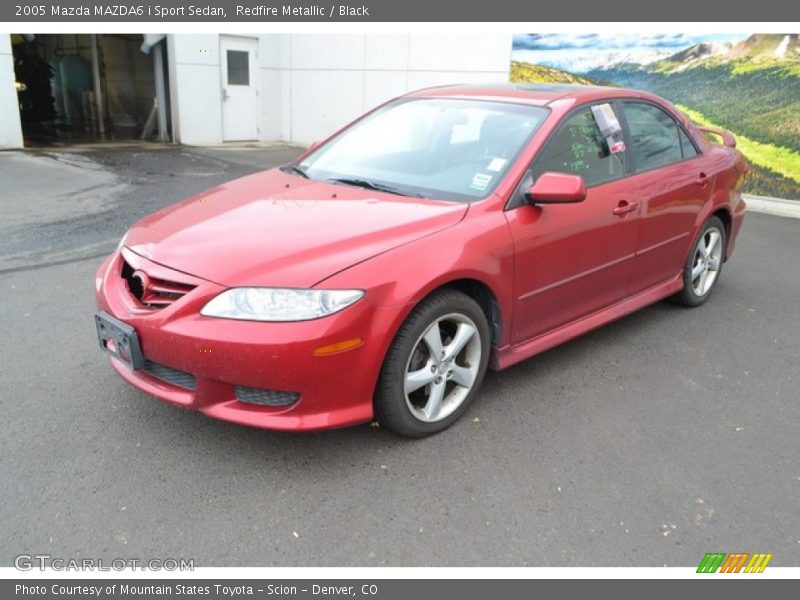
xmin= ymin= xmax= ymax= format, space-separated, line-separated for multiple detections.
xmin=470 ymin=173 xmax=493 ymax=191
xmin=487 ymin=157 xmax=507 ymax=172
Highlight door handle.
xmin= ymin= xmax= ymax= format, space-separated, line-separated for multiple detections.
xmin=612 ymin=200 xmax=639 ymax=216
xmin=696 ymin=172 xmax=709 ymax=186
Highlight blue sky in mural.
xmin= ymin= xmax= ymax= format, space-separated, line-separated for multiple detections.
xmin=512 ymin=33 xmax=749 ymax=73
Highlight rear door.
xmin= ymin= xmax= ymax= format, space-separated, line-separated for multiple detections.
xmin=620 ymin=101 xmax=713 ymax=292
xmin=505 ymin=104 xmax=640 ymax=344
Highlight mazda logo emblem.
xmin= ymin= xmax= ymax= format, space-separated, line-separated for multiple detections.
xmin=131 ymin=270 xmax=151 ymax=298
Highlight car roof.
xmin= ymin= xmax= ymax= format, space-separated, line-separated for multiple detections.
xmin=406 ymin=83 xmax=650 ymax=107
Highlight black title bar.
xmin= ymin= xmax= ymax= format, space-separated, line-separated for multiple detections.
xmin=3 ymin=0 xmax=798 ymax=22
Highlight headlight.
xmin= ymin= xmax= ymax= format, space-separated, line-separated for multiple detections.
xmin=200 ymin=288 xmax=365 ymax=322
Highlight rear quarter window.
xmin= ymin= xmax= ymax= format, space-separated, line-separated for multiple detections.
xmin=679 ymin=128 xmax=699 ymax=159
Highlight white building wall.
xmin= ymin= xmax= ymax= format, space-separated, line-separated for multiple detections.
xmin=274 ymin=33 xmax=513 ymax=145
xmin=170 ymin=33 xmax=512 ymax=146
xmin=257 ymin=34 xmax=289 ymax=141
xmin=0 ymin=34 xmax=24 ymax=149
xmin=168 ymin=34 xmax=225 ymax=145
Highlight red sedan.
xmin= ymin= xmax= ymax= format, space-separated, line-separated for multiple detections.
xmin=95 ymin=84 xmax=747 ymax=437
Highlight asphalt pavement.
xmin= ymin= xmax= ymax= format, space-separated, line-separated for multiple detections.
xmin=1 ymin=145 xmax=798 ymax=567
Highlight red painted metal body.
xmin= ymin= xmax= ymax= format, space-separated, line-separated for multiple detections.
xmin=96 ymin=84 xmax=747 ymax=430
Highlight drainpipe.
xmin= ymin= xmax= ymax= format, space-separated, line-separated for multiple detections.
xmin=90 ymin=34 xmax=105 ymax=135
xmin=152 ymin=42 xmax=168 ymax=142
xmin=139 ymin=34 xmax=166 ymax=54
xmin=141 ymin=34 xmax=169 ymax=142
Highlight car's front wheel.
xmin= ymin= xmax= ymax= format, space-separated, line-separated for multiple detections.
xmin=672 ymin=215 xmax=727 ymax=307
xmin=375 ymin=289 xmax=490 ymax=437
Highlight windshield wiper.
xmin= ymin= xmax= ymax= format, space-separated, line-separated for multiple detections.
xmin=280 ymin=164 xmax=309 ymax=179
xmin=326 ymin=177 xmax=425 ymax=198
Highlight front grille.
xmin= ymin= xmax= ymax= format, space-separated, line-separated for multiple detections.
xmin=143 ymin=360 xmax=197 ymax=390
xmin=121 ymin=260 xmax=196 ymax=310
xmin=235 ymin=386 xmax=300 ymax=407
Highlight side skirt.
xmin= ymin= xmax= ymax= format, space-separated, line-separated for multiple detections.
xmin=490 ymin=274 xmax=684 ymax=371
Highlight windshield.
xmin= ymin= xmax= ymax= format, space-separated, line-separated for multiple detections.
xmin=294 ymin=98 xmax=550 ymax=202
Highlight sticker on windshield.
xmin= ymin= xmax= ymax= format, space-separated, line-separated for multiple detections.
xmin=487 ymin=157 xmax=507 ymax=172
xmin=470 ymin=173 xmax=493 ymax=191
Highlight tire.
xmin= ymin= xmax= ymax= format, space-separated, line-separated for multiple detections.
xmin=374 ymin=289 xmax=491 ymax=438
xmin=671 ymin=216 xmax=726 ymax=307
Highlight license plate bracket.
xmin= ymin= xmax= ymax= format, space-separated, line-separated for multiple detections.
xmin=95 ymin=311 xmax=144 ymax=370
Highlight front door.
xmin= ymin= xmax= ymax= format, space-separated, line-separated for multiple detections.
xmin=220 ymin=36 xmax=258 ymax=141
xmin=506 ymin=104 xmax=640 ymax=344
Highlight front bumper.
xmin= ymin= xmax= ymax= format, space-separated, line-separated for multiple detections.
xmin=95 ymin=249 xmax=405 ymax=431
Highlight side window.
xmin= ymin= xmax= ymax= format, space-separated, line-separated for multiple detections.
xmin=530 ymin=107 xmax=625 ymax=187
xmin=679 ymin=128 xmax=699 ymax=159
xmin=624 ymin=102 xmax=691 ymax=171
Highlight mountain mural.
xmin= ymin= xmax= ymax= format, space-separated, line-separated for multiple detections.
xmin=510 ymin=61 xmax=595 ymax=85
xmin=511 ymin=34 xmax=800 ymax=200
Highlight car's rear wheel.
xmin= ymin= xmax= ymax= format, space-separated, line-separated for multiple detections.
xmin=374 ymin=289 xmax=490 ymax=437
xmin=671 ymin=216 xmax=726 ymax=307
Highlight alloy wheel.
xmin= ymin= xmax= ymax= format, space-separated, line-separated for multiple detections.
xmin=403 ymin=313 xmax=482 ymax=423
xmin=690 ymin=226 xmax=723 ymax=297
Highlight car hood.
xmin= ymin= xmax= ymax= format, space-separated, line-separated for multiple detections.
xmin=124 ymin=169 xmax=468 ymax=287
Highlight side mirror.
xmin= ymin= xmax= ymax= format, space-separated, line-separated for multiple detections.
xmin=526 ymin=172 xmax=587 ymax=204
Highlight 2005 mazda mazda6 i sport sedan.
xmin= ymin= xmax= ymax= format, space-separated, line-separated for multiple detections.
xmin=95 ymin=83 xmax=747 ymax=437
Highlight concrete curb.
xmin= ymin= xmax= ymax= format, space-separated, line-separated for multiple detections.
xmin=744 ymin=194 xmax=800 ymax=220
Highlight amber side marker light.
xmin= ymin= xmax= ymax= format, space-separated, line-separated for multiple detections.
xmin=313 ymin=337 xmax=365 ymax=357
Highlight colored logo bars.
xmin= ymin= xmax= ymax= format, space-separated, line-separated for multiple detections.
xmin=697 ymin=552 xmax=773 ymax=573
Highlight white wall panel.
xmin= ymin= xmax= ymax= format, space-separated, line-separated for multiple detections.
xmin=407 ymin=69 xmax=508 ymax=90
xmin=290 ymin=70 xmax=364 ymax=144
xmin=257 ymin=34 xmax=288 ymax=69
xmin=408 ymin=34 xmax=512 ymax=73
xmin=290 ymin=35 xmax=365 ymax=71
xmin=278 ymin=33 xmax=512 ymax=144
xmin=172 ymin=34 xmax=221 ymax=67
xmin=363 ymin=70 xmax=410 ymax=112
xmin=364 ymin=34 xmax=410 ymax=70
xmin=259 ymin=68 xmax=283 ymax=140
xmin=279 ymin=69 xmax=292 ymax=141
xmin=173 ymin=64 xmax=223 ymax=145
xmin=0 ymin=35 xmax=23 ymax=149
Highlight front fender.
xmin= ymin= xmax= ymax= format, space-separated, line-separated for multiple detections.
xmin=316 ymin=200 xmax=516 ymax=347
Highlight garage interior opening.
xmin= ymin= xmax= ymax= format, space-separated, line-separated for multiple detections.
xmin=11 ymin=33 xmax=170 ymax=147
